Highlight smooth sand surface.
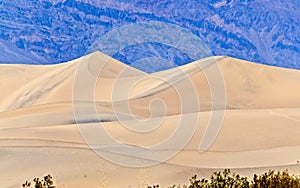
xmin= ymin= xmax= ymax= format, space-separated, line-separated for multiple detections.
xmin=0 ymin=51 xmax=300 ymax=187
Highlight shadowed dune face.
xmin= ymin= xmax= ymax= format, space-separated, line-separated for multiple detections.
xmin=0 ymin=51 xmax=300 ymax=187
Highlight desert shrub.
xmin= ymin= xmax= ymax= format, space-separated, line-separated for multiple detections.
xmin=181 ymin=169 xmax=249 ymax=188
xmin=152 ymin=169 xmax=300 ymax=188
xmin=22 ymin=174 xmax=56 ymax=188
xmin=148 ymin=185 xmax=160 ymax=188
xmin=23 ymin=169 xmax=300 ymax=188
xmin=251 ymin=170 xmax=300 ymax=188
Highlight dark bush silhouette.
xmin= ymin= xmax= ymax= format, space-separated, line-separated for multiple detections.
xmin=23 ymin=169 xmax=300 ymax=188
xmin=251 ymin=170 xmax=300 ymax=188
xmin=148 ymin=169 xmax=300 ymax=188
xmin=22 ymin=174 xmax=56 ymax=188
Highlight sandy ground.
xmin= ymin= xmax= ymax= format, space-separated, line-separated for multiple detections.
xmin=0 ymin=51 xmax=300 ymax=187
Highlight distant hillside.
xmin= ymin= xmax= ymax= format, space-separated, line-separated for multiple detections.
xmin=0 ymin=0 xmax=299 ymax=72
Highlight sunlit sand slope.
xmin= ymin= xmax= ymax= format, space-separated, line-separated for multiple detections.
xmin=0 ymin=51 xmax=299 ymax=188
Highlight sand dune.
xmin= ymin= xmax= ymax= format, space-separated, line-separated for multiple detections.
xmin=0 ymin=51 xmax=300 ymax=188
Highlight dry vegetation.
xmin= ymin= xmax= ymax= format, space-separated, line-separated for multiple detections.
xmin=148 ymin=169 xmax=300 ymax=188
xmin=22 ymin=174 xmax=56 ymax=188
xmin=23 ymin=169 xmax=300 ymax=188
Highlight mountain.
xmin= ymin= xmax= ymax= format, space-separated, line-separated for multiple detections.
xmin=0 ymin=0 xmax=299 ymax=72
xmin=0 ymin=39 xmax=50 ymax=64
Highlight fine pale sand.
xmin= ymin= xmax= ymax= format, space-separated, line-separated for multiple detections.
xmin=0 ymin=51 xmax=300 ymax=187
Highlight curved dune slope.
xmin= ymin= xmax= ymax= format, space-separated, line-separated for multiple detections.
xmin=0 ymin=51 xmax=300 ymax=188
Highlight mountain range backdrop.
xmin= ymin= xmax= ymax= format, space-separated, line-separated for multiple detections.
xmin=1 ymin=0 xmax=299 ymax=72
